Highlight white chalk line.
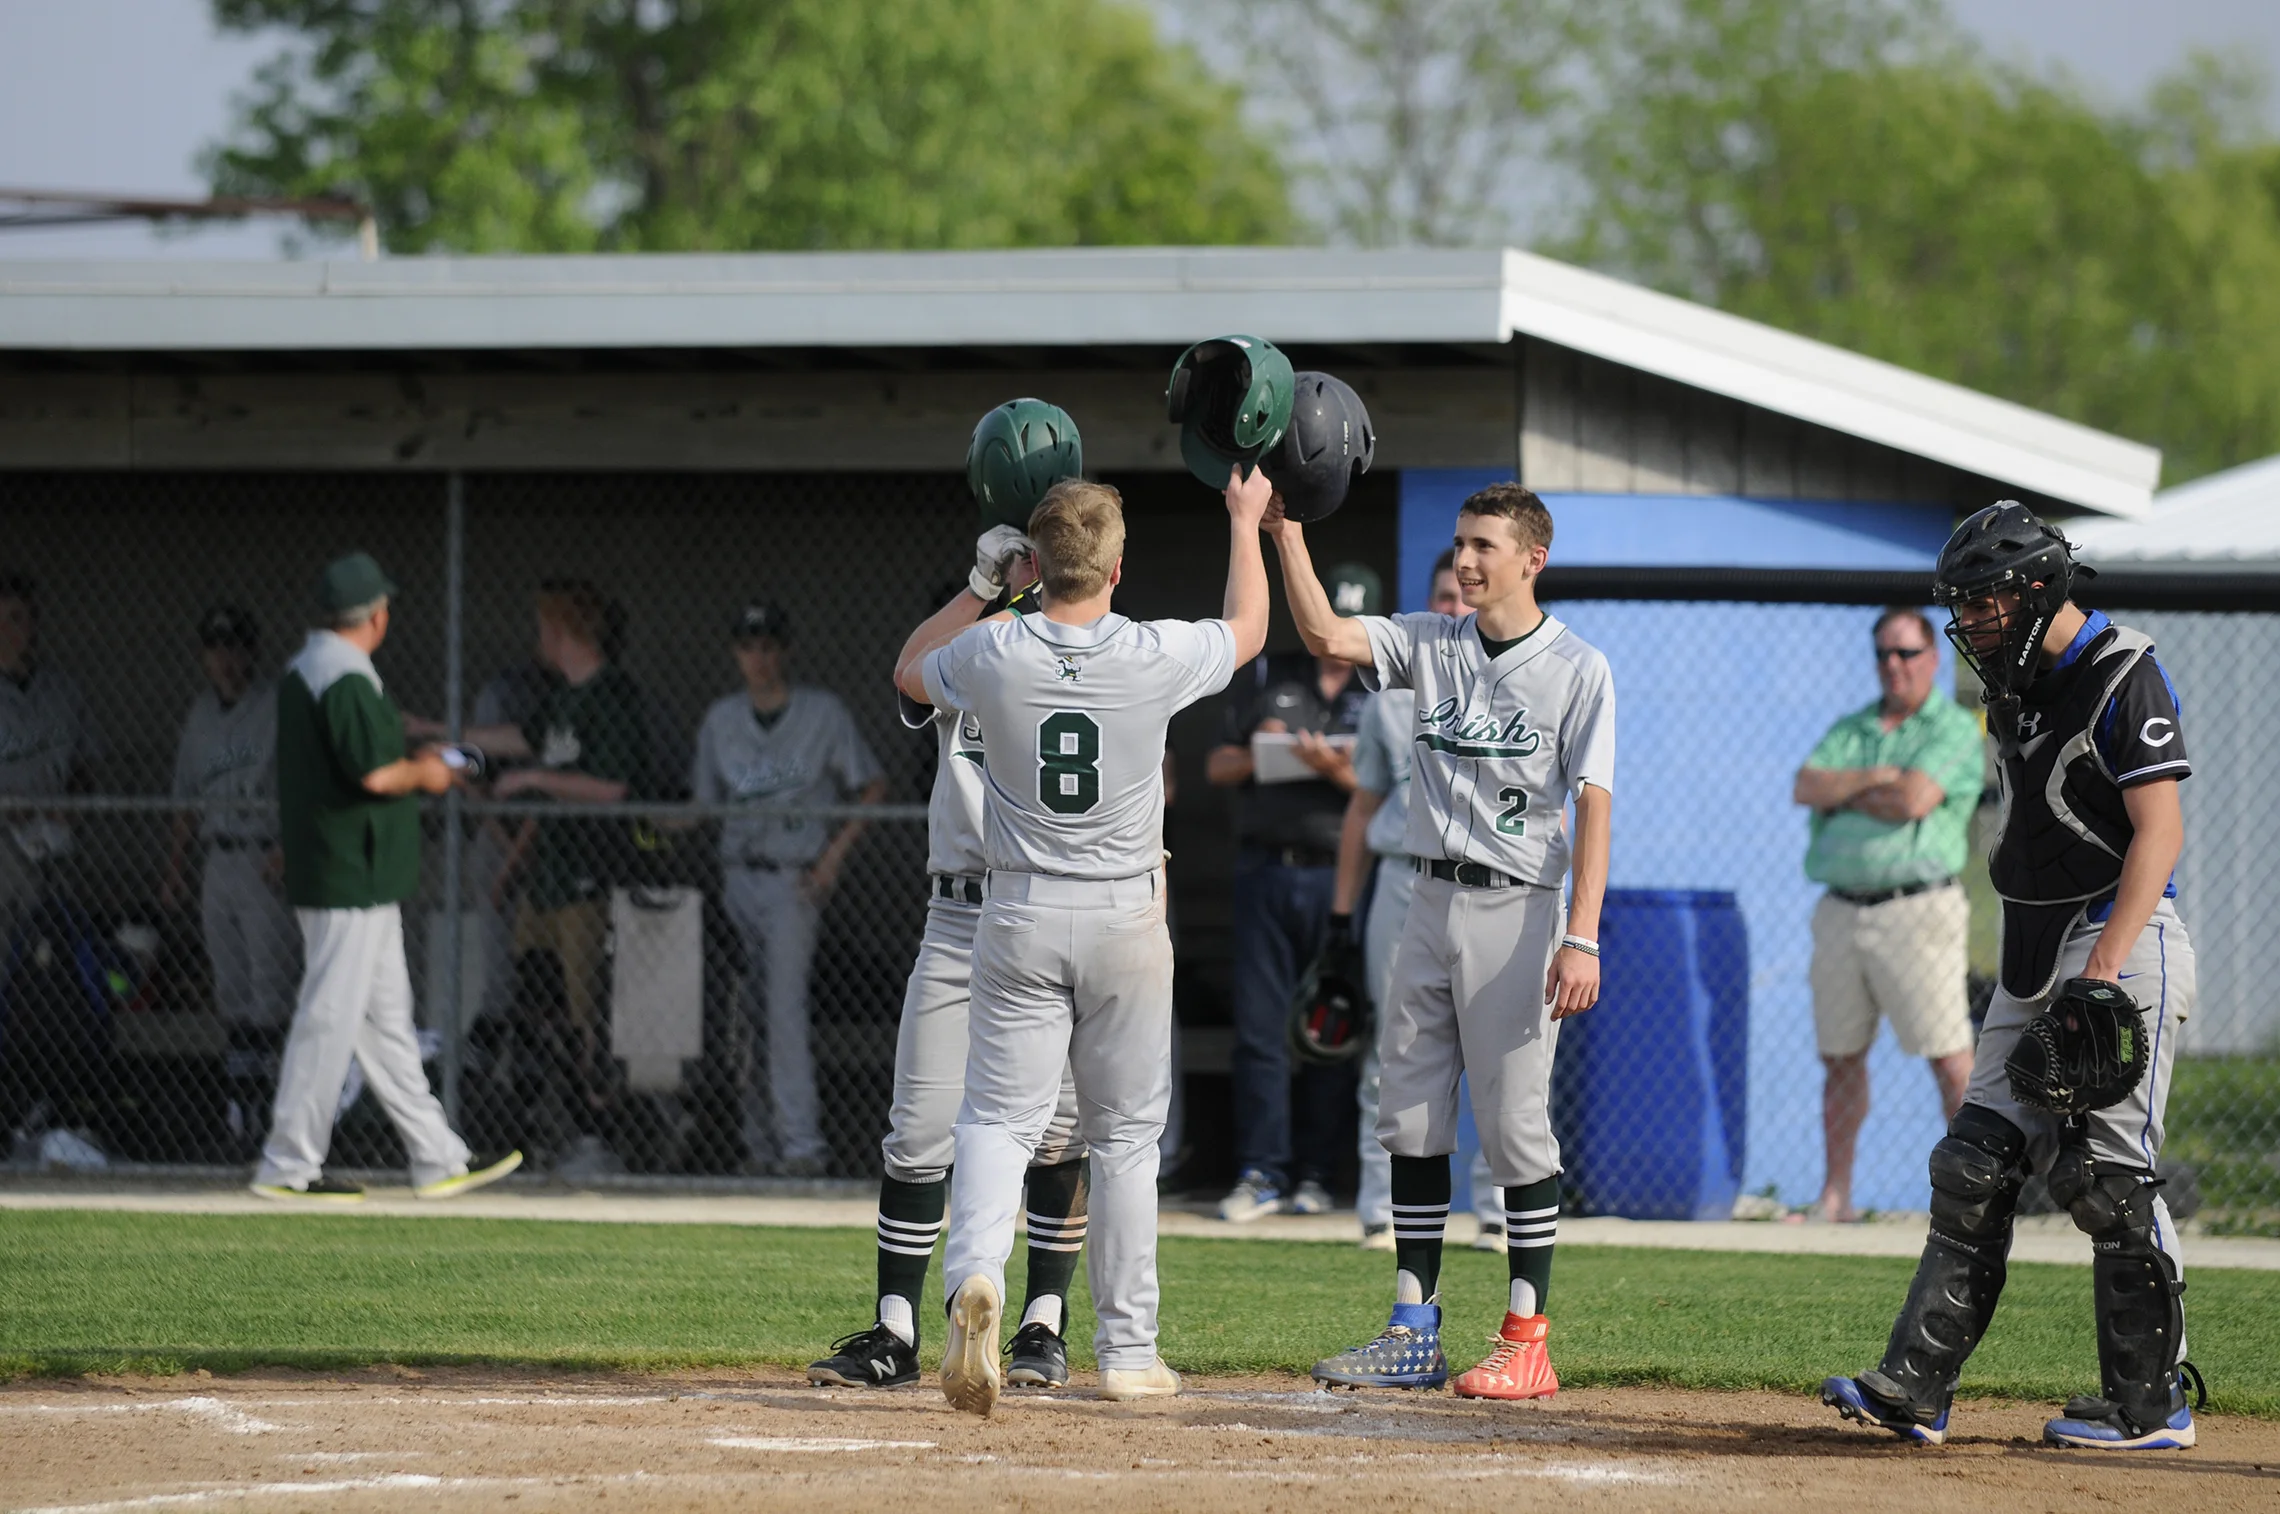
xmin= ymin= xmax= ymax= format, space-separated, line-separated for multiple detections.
xmin=708 ymin=1436 xmax=937 ymax=1453
xmin=0 ymin=1398 xmax=280 ymax=1435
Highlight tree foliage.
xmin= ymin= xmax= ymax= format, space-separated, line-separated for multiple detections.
xmin=1554 ymin=0 xmax=2280 ymax=483
xmin=1173 ymin=0 xmax=1589 ymax=247
xmin=207 ymin=0 xmax=1291 ymax=253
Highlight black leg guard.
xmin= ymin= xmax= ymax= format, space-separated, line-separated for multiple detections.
xmin=1867 ymin=1105 xmax=2026 ymax=1422
xmin=2049 ymin=1144 xmax=2186 ymax=1435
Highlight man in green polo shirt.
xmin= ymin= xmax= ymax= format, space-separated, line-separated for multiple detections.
xmin=251 ymin=552 xmax=521 ymax=1203
xmin=1794 ymin=607 xmax=1985 ymax=1223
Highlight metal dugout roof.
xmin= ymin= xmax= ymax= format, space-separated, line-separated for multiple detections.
xmin=0 ymin=246 xmax=2157 ymax=515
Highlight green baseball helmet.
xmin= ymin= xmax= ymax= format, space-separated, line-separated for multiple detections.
xmin=968 ymin=399 xmax=1084 ymax=531
xmin=1166 ymin=334 xmax=1295 ymax=488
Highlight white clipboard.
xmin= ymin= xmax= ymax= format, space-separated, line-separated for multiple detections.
xmin=1250 ymin=731 xmax=1356 ymax=785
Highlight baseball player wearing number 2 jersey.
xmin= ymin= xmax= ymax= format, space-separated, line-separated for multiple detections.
xmin=902 ymin=470 xmax=1272 ymax=1416
xmin=1277 ymin=483 xmax=1614 ymax=1400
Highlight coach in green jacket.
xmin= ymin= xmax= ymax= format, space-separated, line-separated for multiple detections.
xmin=251 ymin=552 xmax=520 ymax=1203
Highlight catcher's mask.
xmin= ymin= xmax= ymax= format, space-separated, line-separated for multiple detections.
xmin=1932 ymin=502 xmax=2091 ymax=705
xmin=1260 ymin=371 xmax=1375 ymax=523
xmin=1289 ymin=955 xmax=1371 ymax=1066
xmin=1166 ymin=334 xmax=1295 ymax=489
xmin=968 ymin=398 xmax=1083 ymax=532
xmin=2004 ymin=976 xmax=2150 ymax=1116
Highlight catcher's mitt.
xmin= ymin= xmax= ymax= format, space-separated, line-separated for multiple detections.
xmin=2004 ymin=976 xmax=2149 ymax=1116
xmin=1290 ymin=917 xmax=1373 ymax=1066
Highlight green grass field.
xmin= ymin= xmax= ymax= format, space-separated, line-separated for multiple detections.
xmin=7 ymin=1211 xmax=2280 ymax=1416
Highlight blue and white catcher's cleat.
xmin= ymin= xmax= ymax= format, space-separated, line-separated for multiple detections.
xmin=2044 ymin=1389 xmax=2197 ymax=1450
xmin=1312 ymin=1300 xmax=1449 ymax=1391
xmin=1819 ymin=1372 xmax=1949 ymax=1445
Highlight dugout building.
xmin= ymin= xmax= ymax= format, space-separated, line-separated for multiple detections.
xmin=1 ymin=248 xmax=2231 ymax=1215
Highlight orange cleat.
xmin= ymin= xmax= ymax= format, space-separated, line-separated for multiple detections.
xmin=1452 ymin=1312 xmax=1558 ymax=1400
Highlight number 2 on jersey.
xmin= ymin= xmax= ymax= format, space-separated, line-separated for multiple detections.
xmin=1494 ymin=784 xmax=1528 ymax=836
xmin=1038 ymin=711 xmax=1102 ymax=814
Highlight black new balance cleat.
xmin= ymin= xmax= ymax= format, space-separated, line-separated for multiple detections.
xmin=1005 ymin=1321 xmax=1070 ymax=1388
xmin=808 ymin=1324 xmax=919 ymax=1388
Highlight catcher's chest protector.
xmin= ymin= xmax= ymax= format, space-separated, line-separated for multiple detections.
xmin=1989 ymin=625 xmax=2151 ymax=998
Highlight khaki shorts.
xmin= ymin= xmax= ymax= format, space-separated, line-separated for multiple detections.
xmin=1809 ymin=884 xmax=1971 ymax=1059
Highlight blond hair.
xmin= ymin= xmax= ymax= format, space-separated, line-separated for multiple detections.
xmin=535 ymin=580 xmax=610 ymax=652
xmin=1028 ymin=480 xmax=1126 ymax=602
xmin=1458 ymin=482 xmax=1554 ymax=554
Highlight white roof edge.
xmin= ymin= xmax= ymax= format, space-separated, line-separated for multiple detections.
xmin=0 ymin=246 xmax=2156 ymax=515
xmin=1497 ymin=250 xmax=2157 ymax=519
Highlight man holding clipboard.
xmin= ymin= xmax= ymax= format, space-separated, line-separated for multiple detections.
xmin=1206 ymin=563 xmax=1379 ymax=1223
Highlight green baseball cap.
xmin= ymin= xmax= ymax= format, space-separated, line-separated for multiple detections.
xmin=1326 ymin=562 xmax=1383 ymax=617
xmin=317 ymin=551 xmax=398 ymax=615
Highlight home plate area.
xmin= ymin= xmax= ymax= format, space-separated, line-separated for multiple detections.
xmin=5 ymin=1371 xmax=2274 ymax=1513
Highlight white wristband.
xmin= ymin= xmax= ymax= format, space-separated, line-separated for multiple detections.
xmin=1561 ymin=934 xmax=1600 ymax=958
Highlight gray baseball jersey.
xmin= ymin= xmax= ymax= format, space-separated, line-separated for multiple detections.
xmin=0 ymin=666 xmax=97 ymax=798
xmin=172 ymin=680 xmax=279 ymax=844
xmin=899 ymin=691 xmax=987 ymax=879
xmin=0 ymin=666 xmax=100 ymax=887
xmin=691 ymin=687 xmax=884 ymax=868
xmin=1358 ymin=611 xmax=1615 ymax=883
xmin=921 ymin=613 xmax=1236 ymax=878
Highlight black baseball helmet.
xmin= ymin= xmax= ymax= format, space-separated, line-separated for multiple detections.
xmin=1288 ymin=953 xmax=1372 ymax=1066
xmin=1932 ymin=501 xmax=2089 ymax=702
xmin=1261 ymin=372 xmax=1375 ymax=523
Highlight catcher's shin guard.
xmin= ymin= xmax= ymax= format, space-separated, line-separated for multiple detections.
xmin=2050 ymin=1146 xmax=2189 ymax=1437
xmin=1874 ymin=1105 xmax=2026 ymax=1419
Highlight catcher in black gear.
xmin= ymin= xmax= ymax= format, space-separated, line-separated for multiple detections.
xmin=1821 ymin=502 xmax=2203 ymax=1453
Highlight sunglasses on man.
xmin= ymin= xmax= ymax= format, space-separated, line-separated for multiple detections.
xmin=1875 ymin=645 xmax=1931 ymax=663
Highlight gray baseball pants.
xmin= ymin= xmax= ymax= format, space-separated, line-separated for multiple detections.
xmin=723 ymin=865 xmax=826 ymax=1166
xmin=201 ymin=847 xmax=297 ymax=1028
xmin=1355 ymin=859 xmax=1497 ymax=1228
xmin=256 ymin=905 xmax=470 ymax=1190
xmin=1377 ymin=872 xmax=1566 ymax=1189
xmin=1968 ymin=901 xmax=2195 ymax=1288
xmin=944 ymin=869 xmax=1171 ymax=1371
xmin=881 ymin=892 xmax=1081 ymax=1183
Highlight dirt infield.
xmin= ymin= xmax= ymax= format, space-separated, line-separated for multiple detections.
xmin=5 ymin=1369 xmax=2277 ymax=1513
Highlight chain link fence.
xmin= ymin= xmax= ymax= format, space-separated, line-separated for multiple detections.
xmin=1537 ymin=580 xmax=2280 ymax=1235
xmin=0 ymin=471 xmax=968 ymax=1182
xmin=2 ymin=475 xmax=2275 ymax=1236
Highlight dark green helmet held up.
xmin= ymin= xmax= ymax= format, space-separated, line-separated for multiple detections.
xmin=1166 ymin=334 xmax=1295 ymax=489
xmin=968 ymin=399 xmax=1084 ymax=531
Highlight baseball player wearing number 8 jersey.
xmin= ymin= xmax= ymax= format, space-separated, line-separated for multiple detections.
xmin=806 ymin=527 xmax=1092 ymax=1392
xmin=1274 ymin=482 xmax=1614 ymax=1400
xmin=903 ymin=470 xmax=1272 ymax=1416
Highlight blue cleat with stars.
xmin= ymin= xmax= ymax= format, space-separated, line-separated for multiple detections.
xmin=1312 ymin=1300 xmax=1449 ymax=1391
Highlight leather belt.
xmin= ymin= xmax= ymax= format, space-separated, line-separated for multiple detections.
xmin=1418 ymin=857 xmax=1525 ymax=889
xmin=1830 ymin=877 xmax=1956 ymax=907
xmin=1245 ymin=845 xmax=1338 ymax=869
xmin=932 ymin=873 xmax=984 ymax=905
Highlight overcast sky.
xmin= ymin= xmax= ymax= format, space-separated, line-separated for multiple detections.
xmin=3 ymin=0 xmax=2277 ymax=261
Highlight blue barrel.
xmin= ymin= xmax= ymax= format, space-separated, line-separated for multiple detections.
xmin=1554 ymin=889 xmax=1748 ymax=1221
